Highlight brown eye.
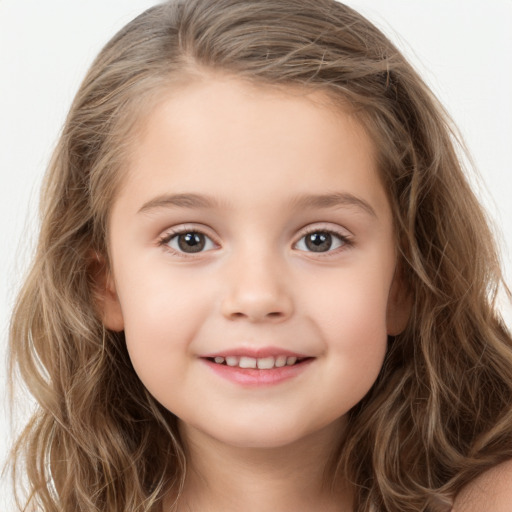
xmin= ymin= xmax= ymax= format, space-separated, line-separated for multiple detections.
xmin=295 ymin=231 xmax=347 ymax=253
xmin=177 ymin=232 xmax=205 ymax=252
xmin=164 ymin=231 xmax=216 ymax=254
xmin=305 ymin=232 xmax=332 ymax=252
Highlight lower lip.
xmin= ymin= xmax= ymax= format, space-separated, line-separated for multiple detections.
xmin=202 ymin=358 xmax=314 ymax=387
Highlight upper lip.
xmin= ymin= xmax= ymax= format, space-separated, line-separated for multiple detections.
xmin=200 ymin=347 xmax=312 ymax=359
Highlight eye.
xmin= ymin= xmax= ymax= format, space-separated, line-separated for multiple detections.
xmin=294 ymin=230 xmax=349 ymax=253
xmin=160 ymin=230 xmax=217 ymax=254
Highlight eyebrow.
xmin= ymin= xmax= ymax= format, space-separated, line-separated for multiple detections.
xmin=289 ymin=192 xmax=377 ymax=218
xmin=137 ymin=191 xmax=376 ymax=217
xmin=138 ymin=193 xmax=220 ymax=213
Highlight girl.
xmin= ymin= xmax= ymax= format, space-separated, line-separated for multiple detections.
xmin=8 ymin=0 xmax=512 ymax=510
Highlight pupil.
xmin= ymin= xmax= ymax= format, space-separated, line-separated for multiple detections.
xmin=178 ymin=232 xmax=205 ymax=253
xmin=305 ymin=232 xmax=332 ymax=252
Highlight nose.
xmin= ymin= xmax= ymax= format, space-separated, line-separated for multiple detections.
xmin=220 ymin=251 xmax=294 ymax=323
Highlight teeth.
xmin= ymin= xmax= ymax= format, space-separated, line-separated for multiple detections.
xmin=257 ymin=356 xmax=274 ymax=369
xmin=211 ymin=355 xmax=304 ymax=369
xmin=239 ymin=356 xmax=257 ymax=369
xmin=275 ymin=355 xmax=287 ymax=367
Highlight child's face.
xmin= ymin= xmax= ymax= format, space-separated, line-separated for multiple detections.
xmin=103 ymin=77 xmax=406 ymax=449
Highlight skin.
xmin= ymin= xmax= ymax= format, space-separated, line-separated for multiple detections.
xmin=101 ymin=75 xmax=409 ymax=511
xmin=452 ymin=459 xmax=512 ymax=511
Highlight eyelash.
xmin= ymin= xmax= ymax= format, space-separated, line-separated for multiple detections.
xmin=157 ymin=226 xmax=219 ymax=259
xmin=157 ymin=225 xmax=353 ymax=258
xmin=296 ymin=226 xmax=353 ymax=256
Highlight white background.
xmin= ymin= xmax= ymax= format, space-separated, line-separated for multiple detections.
xmin=1 ymin=0 xmax=511 ymax=508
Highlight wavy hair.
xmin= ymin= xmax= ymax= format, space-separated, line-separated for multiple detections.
xmin=9 ymin=0 xmax=512 ymax=510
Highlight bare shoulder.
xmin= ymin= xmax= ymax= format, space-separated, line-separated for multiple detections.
xmin=452 ymin=459 xmax=512 ymax=511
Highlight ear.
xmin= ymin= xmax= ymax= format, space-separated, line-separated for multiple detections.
xmin=386 ymin=265 xmax=412 ymax=336
xmin=89 ymin=251 xmax=125 ymax=332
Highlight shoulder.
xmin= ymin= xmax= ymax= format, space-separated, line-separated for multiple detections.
xmin=452 ymin=459 xmax=512 ymax=512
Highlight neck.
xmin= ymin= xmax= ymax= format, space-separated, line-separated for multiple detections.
xmin=165 ymin=420 xmax=352 ymax=512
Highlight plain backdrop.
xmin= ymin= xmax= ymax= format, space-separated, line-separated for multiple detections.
xmin=1 ymin=0 xmax=511 ymax=508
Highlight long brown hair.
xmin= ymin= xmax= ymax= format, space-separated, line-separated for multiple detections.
xmin=9 ymin=1 xmax=512 ymax=510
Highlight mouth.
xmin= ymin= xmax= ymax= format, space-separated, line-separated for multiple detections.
xmin=200 ymin=347 xmax=315 ymax=386
xmin=204 ymin=355 xmax=312 ymax=370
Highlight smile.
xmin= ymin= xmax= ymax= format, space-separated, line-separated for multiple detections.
xmin=207 ymin=355 xmax=307 ymax=369
xmin=201 ymin=350 xmax=314 ymax=386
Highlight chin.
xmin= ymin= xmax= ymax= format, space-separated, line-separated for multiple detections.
xmin=223 ymin=429 xmax=305 ymax=449
xmin=216 ymin=436 xmax=305 ymax=451
xmin=192 ymin=416 xmax=333 ymax=450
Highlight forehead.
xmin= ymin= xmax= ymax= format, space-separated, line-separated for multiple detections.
xmin=114 ymin=76 xmax=389 ymax=218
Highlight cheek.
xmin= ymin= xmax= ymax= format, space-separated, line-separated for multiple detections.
xmin=116 ymin=268 xmax=213 ymax=384
xmin=330 ymin=293 xmax=388 ymax=375
xmin=308 ymin=262 xmax=391 ymax=386
xmin=311 ymin=262 xmax=391 ymax=339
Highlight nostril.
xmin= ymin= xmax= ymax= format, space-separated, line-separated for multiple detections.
xmin=227 ymin=310 xmax=286 ymax=322
xmin=221 ymin=291 xmax=294 ymax=322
